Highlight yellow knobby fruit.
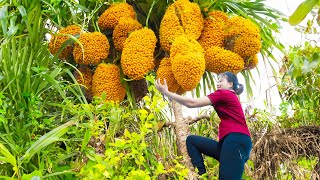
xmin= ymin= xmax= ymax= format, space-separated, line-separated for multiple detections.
xmin=205 ymin=46 xmax=244 ymax=74
xmin=176 ymin=86 xmax=186 ymax=95
xmin=224 ymin=16 xmax=261 ymax=57
xmin=74 ymin=66 xmax=93 ymax=101
xmin=92 ymin=63 xmax=126 ymax=102
xmin=233 ymin=35 xmax=261 ymax=57
xmin=159 ymin=0 xmax=203 ymax=53
xmin=73 ymin=32 xmax=110 ymax=65
xmin=170 ymin=35 xmax=204 ymax=57
xmin=98 ymin=3 xmax=136 ymax=31
xmin=177 ymin=1 xmax=204 ymax=39
xmin=244 ymin=54 xmax=259 ymax=70
xmin=156 ymin=57 xmax=180 ymax=93
xmin=121 ymin=28 xmax=157 ymax=80
xmin=159 ymin=5 xmax=184 ymax=53
xmin=171 ymin=52 xmax=205 ymax=91
xmin=198 ymin=12 xmax=226 ymax=50
xmin=207 ymin=11 xmax=228 ymax=23
xmin=113 ymin=17 xmax=143 ymax=51
xmin=48 ymin=25 xmax=81 ymax=60
xmin=224 ymin=16 xmax=260 ymax=39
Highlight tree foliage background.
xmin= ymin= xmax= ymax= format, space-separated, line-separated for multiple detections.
xmin=0 ymin=0 xmax=319 ymax=179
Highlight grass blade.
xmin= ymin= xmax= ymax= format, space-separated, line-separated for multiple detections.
xmin=0 ymin=142 xmax=17 ymax=172
xmin=19 ymin=121 xmax=75 ymax=164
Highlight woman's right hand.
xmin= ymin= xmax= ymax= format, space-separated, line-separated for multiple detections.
xmin=155 ymin=78 xmax=169 ymax=94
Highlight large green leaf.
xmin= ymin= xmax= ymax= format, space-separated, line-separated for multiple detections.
xmin=0 ymin=142 xmax=17 ymax=172
xmin=289 ymin=0 xmax=320 ymax=25
xmin=19 ymin=121 xmax=75 ymax=164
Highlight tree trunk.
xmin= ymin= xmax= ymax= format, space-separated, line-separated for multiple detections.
xmin=172 ymin=101 xmax=197 ymax=180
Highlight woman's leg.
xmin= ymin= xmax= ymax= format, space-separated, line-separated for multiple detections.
xmin=218 ymin=133 xmax=252 ymax=180
xmin=186 ymin=135 xmax=222 ymax=175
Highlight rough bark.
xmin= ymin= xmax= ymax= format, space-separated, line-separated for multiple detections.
xmin=172 ymin=101 xmax=197 ymax=180
xmin=163 ymin=114 xmax=210 ymax=127
xmin=157 ymin=101 xmax=211 ymax=179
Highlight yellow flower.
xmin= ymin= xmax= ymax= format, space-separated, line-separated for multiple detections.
xmin=48 ymin=25 xmax=81 ymax=60
xmin=198 ymin=11 xmax=228 ymax=50
xmin=224 ymin=16 xmax=261 ymax=58
xmin=73 ymin=32 xmax=110 ymax=65
xmin=159 ymin=0 xmax=203 ymax=53
xmin=121 ymin=28 xmax=157 ymax=80
xmin=92 ymin=63 xmax=126 ymax=102
xmin=224 ymin=16 xmax=260 ymax=38
xmin=169 ymin=35 xmax=205 ymax=91
xmin=159 ymin=5 xmax=184 ymax=53
xmin=113 ymin=17 xmax=142 ymax=51
xmin=98 ymin=3 xmax=136 ymax=31
xmin=171 ymin=52 xmax=205 ymax=91
xmin=178 ymin=1 xmax=204 ymax=40
xmin=208 ymin=11 xmax=228 ymax=23
xmin=205 ymin=46 xmax=244 ymax=74
xmin=156 ymin=57 xmax=180 ymax=93
xmin=170 ymin=35 xmax=204 ymax=57
xmin=234 ymin=35 xmax=261 ymax=57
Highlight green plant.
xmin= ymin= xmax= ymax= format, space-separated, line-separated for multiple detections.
xmin=78 ymin=89 xmax=189 ymax=179
xmin=0 ymin=1 xmax=86 ymax=178
xmin=279 ymin=42 xmax=320 ymax=126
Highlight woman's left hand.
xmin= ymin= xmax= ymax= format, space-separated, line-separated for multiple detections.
xmin=155 ymin=78 xmax=168 ymax=94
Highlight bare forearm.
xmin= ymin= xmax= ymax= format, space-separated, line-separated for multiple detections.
xmin=155 ymin=79 xmax=211 ymax=108
xmin=163 ymin=91 xmax=196 ymax=108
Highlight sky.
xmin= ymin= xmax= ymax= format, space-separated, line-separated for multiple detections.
xmin=181 ymin=0 xmax=319 ymax=119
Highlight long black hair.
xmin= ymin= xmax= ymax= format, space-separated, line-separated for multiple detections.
xmin=219 ymin=72 xmax=244 ymax=95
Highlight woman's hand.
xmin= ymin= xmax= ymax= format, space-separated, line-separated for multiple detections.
xmin=155 ymin=78 xmax=168 ymax=94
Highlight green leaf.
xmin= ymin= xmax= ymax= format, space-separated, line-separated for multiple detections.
xmin=21 ymin=170 xmax=42 ymax=180
xmin=52 ymin=34 xmax=80 ymax=62
xmin=19 ymin=121 xmax=75 ymax=164
xmin=64 ymin=66 xmax=88 ymax=104
xmin=311 ymin=52 xmax=319 ymax=61
xmin=196 ymin=83 xmax=200 ymax=98
xmin=0 ymin=142 xmax=17 ymax=170
xmin=81 ymin=130 xmax=92 ymax=152
xmin=17 ymin=6 xmax=27 ymax=23
xmin=74 ymin=4 xmax=90 ymax=12
xmin=289 ymin=0 xmax=319 ymax=25
xmin=54 ymin=152 xmax=78 ymax=165
xmin=0 ymin=6 xmax=8 ymax=37
xmin=42 ymin=171 xmax=76 ymax=178
xmin=302 ymin=60 xmax=318 ymax=73
xmin=293 ymin=56 xmax=301 ymax=69
xmin=8 ymin=16 xmax=18 ymax=37
xmin=0 ymin=176 xmax=17 ymax=180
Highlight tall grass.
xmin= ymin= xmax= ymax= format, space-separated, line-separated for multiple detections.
xmin=0 ymin=0 xmax=86 ymax=177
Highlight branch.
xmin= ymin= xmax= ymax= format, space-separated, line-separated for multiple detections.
xmin=158 ymin=114 xmax=211 ymax=131
xmin=163 ymin=121 xmax=175 ymax=127
xmin=185 ymin=114 xmax=211 ymax=125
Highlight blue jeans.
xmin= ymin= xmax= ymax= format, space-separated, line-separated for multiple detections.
xmin=186 ymin=133 xmax=252 ymax=179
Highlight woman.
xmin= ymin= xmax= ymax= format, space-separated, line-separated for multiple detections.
xmin=155 ymin=72 xmax=252 ymax=179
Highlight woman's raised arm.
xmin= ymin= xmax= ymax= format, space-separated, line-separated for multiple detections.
xmin=155 ymin=79 xmax=212 ymax=108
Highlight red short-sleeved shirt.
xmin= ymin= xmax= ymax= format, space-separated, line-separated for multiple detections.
xmin=207 ymin=90 xmax=251 ymax=140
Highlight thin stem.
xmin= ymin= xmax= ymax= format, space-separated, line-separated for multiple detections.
xmin=146 ymin=0 xmax=159 ymax=28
